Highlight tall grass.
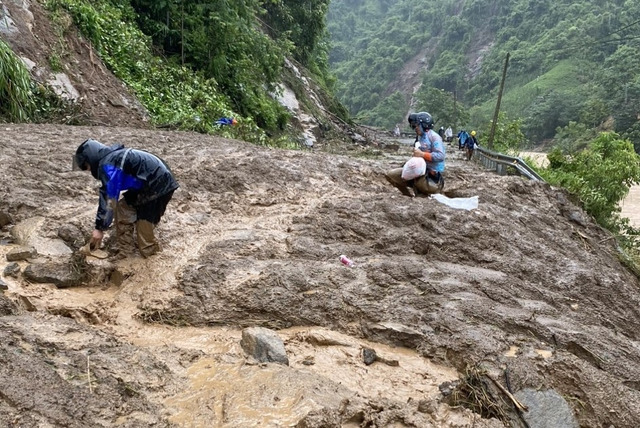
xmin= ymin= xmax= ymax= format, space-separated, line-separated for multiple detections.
xmin=0 ymin=38 xmax=35 ymax=121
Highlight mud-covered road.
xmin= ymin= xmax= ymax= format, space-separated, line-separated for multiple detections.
xmin=1 ymin=124 xmax=640 ymax=427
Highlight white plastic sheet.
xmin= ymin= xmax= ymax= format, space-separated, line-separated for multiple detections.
xmin=431 ymin=194 xmax=479 ymax=211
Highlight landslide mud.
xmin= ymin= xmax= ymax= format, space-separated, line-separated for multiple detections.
xmin=1 ymin=124 xmax=639 ymax=427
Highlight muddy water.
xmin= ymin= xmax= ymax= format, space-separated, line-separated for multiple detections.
xmin=135 ymin=326 xmax=458 ymax=427
xmin=621 ymin=185 xmax=640 ymax=227
xmin=0 ymin=236 xmax=462 ymax=427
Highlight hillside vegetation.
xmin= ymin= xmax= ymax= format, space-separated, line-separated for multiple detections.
xmin=328 ymin=0 xmax=640 ymax=149
xmin=1 ymin=0 xmax=346 ymax=145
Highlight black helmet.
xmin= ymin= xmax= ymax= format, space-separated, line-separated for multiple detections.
xmin=408 ymin=111 xmax=434 ymax=130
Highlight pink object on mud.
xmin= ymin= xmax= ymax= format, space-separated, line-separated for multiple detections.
xmin=339 ymin=255 xmax=355 ymax=267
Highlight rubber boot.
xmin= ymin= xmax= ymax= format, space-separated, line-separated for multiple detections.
xmin=385 ymin=168 xmax=414 ymax=197
xmin=115 ymin=199 xmax=137 ymax=257
xmin=136 ymin=220 xmax=160 ymax=258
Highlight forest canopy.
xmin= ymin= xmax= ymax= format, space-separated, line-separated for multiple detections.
xmin=327 ymin=0 xmax=640 ymax=150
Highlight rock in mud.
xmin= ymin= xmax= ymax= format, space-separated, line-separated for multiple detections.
xmin=0 ymin=295 xmax=18 ymax=315
xmin=0 ymin=277 xmax=8 ymax=291
xmin=0 ymin=211 xmax=13 ymax=227
xmin=362 ymin=347 xmax=377 ymax=365
xmin=57 ymin=223 xmax=85 ymax=249
xmin=241 ymin=327 xmax=289 ymax=365
xmin=3 ymin=262 xmax=20 ymax=278
xmin=6 ymin=246 xmax=37 ymax=262
xmin=514 ymin=388 xmax=578 ymax=428
xmin=295 ymin=408 xmax=341 ymax=428
xmin=23 ymin=260 xmax=84 ymax=288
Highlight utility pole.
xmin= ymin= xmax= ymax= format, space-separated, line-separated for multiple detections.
xmin=488 ymin=52 xmax=510 ymax=149
xmin=453 ymin=89 xmax=458 ymax=130
xmin=181 ymin=0 xmax=185 ymax=66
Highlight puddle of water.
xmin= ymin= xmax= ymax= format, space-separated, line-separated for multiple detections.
xmin=163 ymin=326 xmax=459 ymax=427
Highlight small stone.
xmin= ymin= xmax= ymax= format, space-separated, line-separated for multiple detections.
xmin=3 ymin=263 xmax=20 ymax=278
xmin=241 ymin=327 xmax=289 ymax=365
xmin=0 ymin=211 xmax=13 ymax=227
xmin=6 ymin=246 xmax=37 ymax=262
xmin=417 ymin=399 xmax=437 ymax=414
xmin=362 ymin=347 xmax=377 ymax=365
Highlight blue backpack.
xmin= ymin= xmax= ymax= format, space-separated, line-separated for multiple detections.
xmin=459 ymin=131 xmax=469 ymax=145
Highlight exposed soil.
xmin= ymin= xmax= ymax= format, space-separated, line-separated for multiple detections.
xmin=2 ymin=2 xmax=640 ymax=427
xmin=1 ymin=0 xmax=149 ymax=128
xmin=1 ymin=126 xmax=640 ymax=428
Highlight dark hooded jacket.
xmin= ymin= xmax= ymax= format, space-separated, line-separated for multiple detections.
xmin=75 ymin=139 xmax=179 ymax=230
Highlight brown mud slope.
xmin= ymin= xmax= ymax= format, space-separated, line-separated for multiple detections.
xmin=1 ymin=124 xmax=640 ymax=427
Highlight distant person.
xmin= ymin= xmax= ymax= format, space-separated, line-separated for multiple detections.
xmin=385 ymin=111 xmax=445 ymax=196
xmin=457 ymin=129 xmax=469 ymax=151
xmin=73 ymin=139 xmax=179 ymax=258
xmin=438 ymin=126 xmax=446 ymax=140
xmin=393 ymin=124 xmax=401 ymax=137
xmin=466 ymin=130 xmax=479 ymax=161
xmin=445 ymin=126 xmax=453 ymax=142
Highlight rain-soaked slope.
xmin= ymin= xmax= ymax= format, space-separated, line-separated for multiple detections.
xmin=1 ymin=124 xmax=639 ymax=427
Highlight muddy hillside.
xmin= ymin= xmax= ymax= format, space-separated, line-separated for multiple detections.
xmin=1 ymin=124 xmax=640 ymax=427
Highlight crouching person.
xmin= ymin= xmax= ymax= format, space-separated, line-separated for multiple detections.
xmin=385 ymin=111 xmax=445 ymax=196
xmin=73 ymin=139 xmax=179 ymax=258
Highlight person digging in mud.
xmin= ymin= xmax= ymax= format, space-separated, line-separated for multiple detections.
xmin=73 ymin=139 xmax=179 ymax=258
xmin=385 ymin=111 xmax=445 ymax=197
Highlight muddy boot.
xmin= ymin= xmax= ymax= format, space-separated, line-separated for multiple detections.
xmin=385 ymin=168 xmax=414 ymax=197
xmin=136 ymin=220 xmax=160 ymax=258
xmin=115 ymin=199 xmax=137 ymax=258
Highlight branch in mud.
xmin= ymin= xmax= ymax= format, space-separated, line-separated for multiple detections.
xmin=443 ymin=364 xmax=525 ymax=425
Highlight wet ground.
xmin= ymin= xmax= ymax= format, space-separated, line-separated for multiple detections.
xmin=1 ymin=125 xmax=640 ymax=427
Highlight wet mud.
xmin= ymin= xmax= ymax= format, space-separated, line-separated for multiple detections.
xmin=1 ymin=125 xmax=640 ymax=427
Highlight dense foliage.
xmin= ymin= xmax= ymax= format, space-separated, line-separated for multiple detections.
xmin=0 ymin=39 xmax=35 ymax=122
xmin=1 ymin=0 xmax=341 ymax=147
xmin=541 ymin=133 xmax=640 ymax=233
xmin=328 ymin=0 xmax=640 ymax=151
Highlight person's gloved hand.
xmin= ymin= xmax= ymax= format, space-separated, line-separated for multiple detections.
xmin=90 ymin=229 xmax=103 ymax=250
xmin=413 ymin=147 xmax=433 ymax=162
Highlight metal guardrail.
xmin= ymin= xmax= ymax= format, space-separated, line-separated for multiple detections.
xmin=474 ymin=146 xmax=546 ymax=182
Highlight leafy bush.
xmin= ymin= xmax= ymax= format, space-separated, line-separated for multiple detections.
xmin=541 ymin=132 xmax=640 ymax=230
xmin=480 ymin=112 xmax=528 ymax=154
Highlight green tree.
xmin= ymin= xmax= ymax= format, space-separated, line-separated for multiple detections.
xmin=481 ymin=112 xmax=527 ymax=154
xmin=542 ymin=132 xmax=640 ymax=230
xmin=414 ymin=87 xmax=469 ymax=131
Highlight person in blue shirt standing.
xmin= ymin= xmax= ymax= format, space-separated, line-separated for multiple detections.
xmin=466 ymin=130 xmax=478 ymax=160
xmin=457 ymin=129 xmax=469 ymax=151
xmin=385 ymin=111 xmax=445 ymax=196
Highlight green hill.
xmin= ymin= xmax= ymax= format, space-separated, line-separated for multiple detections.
xmin=328 ymin=0 xmax=640 ymax=147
